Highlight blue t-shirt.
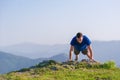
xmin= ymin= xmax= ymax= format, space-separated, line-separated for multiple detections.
xmin=70 ymin=35 xmax=91 ymax=51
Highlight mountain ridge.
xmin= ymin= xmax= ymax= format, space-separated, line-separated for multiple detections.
xmin=0 ymin=41 xmax=120 ymax=59
xmin=0 ymin=51 xmax=68 ymax=74
xmin=0 ymin=41 xmax=120 ymax=73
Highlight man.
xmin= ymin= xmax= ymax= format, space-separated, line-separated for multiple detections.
xmin=69 ymin=32 xmax=94 ymax=61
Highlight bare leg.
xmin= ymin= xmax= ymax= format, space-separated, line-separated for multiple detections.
xmin=75 ymin=55 xmax=79 ymax=61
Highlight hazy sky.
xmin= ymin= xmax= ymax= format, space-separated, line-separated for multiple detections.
xmin=0 ymin=0 xmax=120 ymax=46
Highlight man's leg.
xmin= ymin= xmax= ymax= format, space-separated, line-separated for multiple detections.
xmin=75 ymin=55 xmax=79 ymax=61
xmin=74 ymin=48 xmax=80 ymax=61
xmin=82 ymin=49 xmax=92 ymax=60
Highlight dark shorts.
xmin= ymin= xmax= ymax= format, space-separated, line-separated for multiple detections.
xmin=74 ymin=47 xmax=88 ymax=55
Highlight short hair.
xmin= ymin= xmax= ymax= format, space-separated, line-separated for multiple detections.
xmin=76 ymin=32 xmax=83 ymax=38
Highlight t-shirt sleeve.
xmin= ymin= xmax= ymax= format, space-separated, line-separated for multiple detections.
xmin=84 ymin=36 xmax=91 ymax=45
xmin=70 ymin=37 xmax=75 ymax=46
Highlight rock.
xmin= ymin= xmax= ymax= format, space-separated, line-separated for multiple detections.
xmin=80 ymin=59 xmax=100 ymax=64
xmin=50 ymin=66 xmax=58 ymax=71
xmin=62 ymin=61 xmax=79 ymax=65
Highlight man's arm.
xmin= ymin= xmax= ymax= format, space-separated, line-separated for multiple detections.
xmin=87 ymin=45 xmax=93 ymax=60
xmin=69 ymin=45 xmax=74 ymax=61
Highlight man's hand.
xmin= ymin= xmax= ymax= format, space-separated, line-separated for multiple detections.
xmin=90 ymin=59 xmax=96 ymax=62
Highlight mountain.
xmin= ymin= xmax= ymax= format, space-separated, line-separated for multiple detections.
xmin=0 ymin=41 xmax=120 ymax=65
xmin=0 ymin=51 xmax=40 ymax=74
xmin=92 ymin=41 xmax=120 ymax=66
xmin=49 ymin=53 xmax=68 ymax=62
xmin=0 ymin=43 xmax=69 ymax=58
xmin=0 ymin=51 xmax=68 ymax=74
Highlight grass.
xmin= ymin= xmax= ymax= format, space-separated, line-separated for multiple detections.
xmin=0 ymin=60 xmax=120 ymax=80
xmin=2 ymin=68 xmax=120 ymax=80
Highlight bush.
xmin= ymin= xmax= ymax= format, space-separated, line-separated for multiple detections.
xmin=36 ymin=60 xmax=59 ymax=68
xmin=18 ymin=68 xmax=30 ymax=72
xmin=103 ymin=61 xmax=116 ymax=69
xmin=75 ymin=62 xmax=89 ymax=69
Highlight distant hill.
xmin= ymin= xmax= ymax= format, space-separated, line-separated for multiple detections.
xmin=92 ymin=41 xmax=120 ymax=66
xmin=0 ymin=51 xmax=68 ymax=74
xmin=0 ymin=41 xmax=120 ymax=65
xmin=49 ymin=53 xmax=68 ymax=62
xmin=0 ymin=43 xmax=69 ymax=58
xmin=0 ymin=51 xmax=40 ymax=74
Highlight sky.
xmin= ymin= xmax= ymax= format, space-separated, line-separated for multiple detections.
xmin=0 ymin=0 xmax=120 ymax=46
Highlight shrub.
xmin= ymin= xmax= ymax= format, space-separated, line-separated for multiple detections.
xmin=75 ymin=62 xmax=88 ymax=69
xmin=36 ymin=60 xmax=59 ymax=68
xmin=18 ymin=68 xmax=30 ymax=72
xmin=103 ymin=61 xmax=116 ymax=69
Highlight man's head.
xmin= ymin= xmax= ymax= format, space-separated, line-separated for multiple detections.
xmin=76 ymin=32 xmax=83 ymax=43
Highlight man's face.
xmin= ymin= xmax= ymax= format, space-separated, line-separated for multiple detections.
xmin=76 ymin=36 xmax=83 ymax=43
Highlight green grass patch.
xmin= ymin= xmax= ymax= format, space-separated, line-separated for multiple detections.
xmin=0 ymin=60 xmax=120 ymax=80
